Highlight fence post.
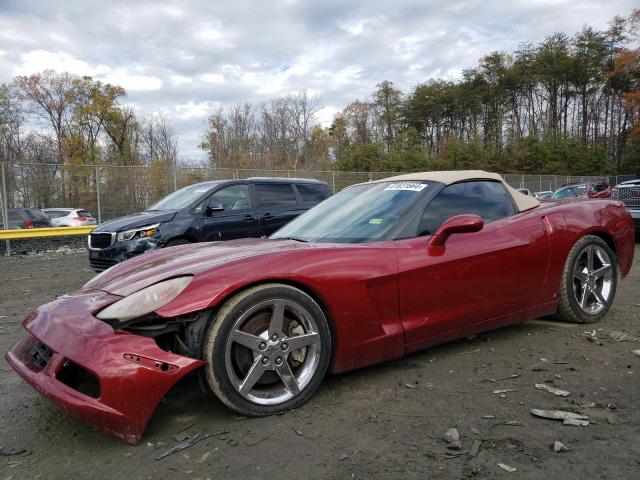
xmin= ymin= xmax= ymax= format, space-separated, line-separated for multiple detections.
xmin=173 ymin=164 xmax=178 ymax=191
xmin=521 ymin=174 xmax=525 ymax=188
xmin=332 ymin=171 xmax=336 ymax=194
xmin=95 ymin=165 xmax=102 ymax=224
xmin=1 ymin=163 xmax=10 ymax=256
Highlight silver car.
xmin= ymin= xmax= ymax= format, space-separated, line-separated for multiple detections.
xmin=42 ymin=208 xmax=97 ymax=227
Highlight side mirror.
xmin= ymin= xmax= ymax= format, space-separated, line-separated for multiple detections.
xmin=206 ymin=202 xmax=225 ymax=215
xmin=429 ymin=214 xmax=484 ymax=247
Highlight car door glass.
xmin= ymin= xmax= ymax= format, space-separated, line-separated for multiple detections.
xmin=255 ymin=184 xmax=297 ymax=206
xmin=44 ymin=210 xmax=61 ymax=218
xmin=208 ymin=185 xmax=251 ymax=211
xmin=296 ymin=184 xmax=329 ymax=202
xmin=419 ymin=181 xmax=516 ymax=235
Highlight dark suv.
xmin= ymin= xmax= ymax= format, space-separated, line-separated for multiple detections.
xmin=87 ymin=177 xmax=331 ymax=271
xmin=0 ymin=208 xmax=51 ymax=229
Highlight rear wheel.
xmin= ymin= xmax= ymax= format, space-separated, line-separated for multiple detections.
xmin=554 ymin=235 xmax=617 ymax=324
xmin=202 ymin=284 xmax=331 ymax=416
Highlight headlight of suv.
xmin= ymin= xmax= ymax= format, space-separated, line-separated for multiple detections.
xmin=97 ymin=276 xmax=193 ymax=322
xmin=116 ymin=224 xmax=160 ymax=241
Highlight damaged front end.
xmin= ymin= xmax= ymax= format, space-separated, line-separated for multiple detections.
xmin=5 ymin=290 xmax=207 ymax=444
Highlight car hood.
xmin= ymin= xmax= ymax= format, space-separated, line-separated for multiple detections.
xmin=85 ymin=238 xmax=310 ymax=297
xmin=92 ymin=210 xmax=177 ymax=233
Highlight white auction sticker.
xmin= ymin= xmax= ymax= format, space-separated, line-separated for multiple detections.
xmin=384 ymin=182 xmax=427 ymax=192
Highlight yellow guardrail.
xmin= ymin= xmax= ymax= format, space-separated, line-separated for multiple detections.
xmin=0 ymin=225 xmax=95 ymax=240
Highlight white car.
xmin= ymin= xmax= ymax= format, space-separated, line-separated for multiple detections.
xmin=534 ymin=190 xmax=553 ymax=199
xmin=43 ymin=208 xmax=97 ymax=227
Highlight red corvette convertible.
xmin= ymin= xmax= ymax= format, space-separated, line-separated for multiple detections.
xmin=6 ymin=171 xmax=635 ymax=443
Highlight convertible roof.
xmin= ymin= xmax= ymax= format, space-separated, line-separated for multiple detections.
xmin=371 ymin=170 xmax=540 ymax=212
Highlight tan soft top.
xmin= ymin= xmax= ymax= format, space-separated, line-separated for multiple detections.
xmin=369 ymin=170 xmax=540 ymax=213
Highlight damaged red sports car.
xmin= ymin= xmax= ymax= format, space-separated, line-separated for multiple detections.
xmin=6 ymin=171 xmax=635 ymax=443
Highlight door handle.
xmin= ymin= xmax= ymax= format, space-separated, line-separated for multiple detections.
xmin=262 ymin=213 xmax=274 ymax=220
xmin=243 ymin=214 xmax=257 ymax=222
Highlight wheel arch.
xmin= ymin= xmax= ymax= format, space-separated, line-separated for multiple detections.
xmin=584 ymin=229 xmax=617 ymax=256
xmin=207 ymin=278 xmax=336 ymax=344
xmin=163 ymin=234 xmax=197 ymax=246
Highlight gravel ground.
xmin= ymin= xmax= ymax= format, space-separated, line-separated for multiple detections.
xmin=0 ymin=247 xmax=639 ymax=479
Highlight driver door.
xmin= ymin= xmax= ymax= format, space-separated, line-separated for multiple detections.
xmin=201 ymin=184 xmax=261 ymax=241
xmin=397 ymin=181 xmax=550 ymax=348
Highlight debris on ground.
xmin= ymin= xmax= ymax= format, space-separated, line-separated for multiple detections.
xmin=531 ymin=409 xmax=588 ymax=421
xmin=631 ymin=350 xmax=640 ymax=358
xmin=553 ymin=441 xmax=570 ymax=453
xmin=404 ymin=383 xmax=417 ymax=389
xmin=497 ymin=463 xmax=517 ymax=473
xmin=493 ymin=389 xmax=517 ymax=394
xmin=535 ymin=383 xmax=570 ymax=396
xmin=0 ymin=447 xmax=31 ymax=457
xmin=490 ymin=420 xmax=523 ymax=429
xmin=443 ymin=428 xmax=460 ymax=444
xmin=156 ymin=430 xmax=227 ymax=460
xmin=468 ymin=440 xmax=482 ymax=458
xmin=609 ymin=331 xmax=639 ymax=342
xmin=487 ymin=373 xmax=521 ymax=382
xmin=482 ymin=415 xmax=496 ymax=420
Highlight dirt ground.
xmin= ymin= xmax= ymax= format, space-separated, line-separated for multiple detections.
xmin=1 ymin=248 xmax=639 ymax=480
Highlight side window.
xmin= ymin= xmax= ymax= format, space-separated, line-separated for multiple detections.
xmin=419 ymin=181 xmax=516 ymax=235
xmin=208 ymin=185 xmax=251 ymax=210
xmin=296 ymin=184 xmax=330 ymax=202
xmin=45 ymin=210 xmax=67 ymax=218
xmin=255 ymin=184 xmax=297 ymax=206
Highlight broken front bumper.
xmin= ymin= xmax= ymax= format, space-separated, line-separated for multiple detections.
xmin=5 ymin=290 xmax=205 ymax=443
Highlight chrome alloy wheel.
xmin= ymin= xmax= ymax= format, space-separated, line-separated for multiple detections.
xmin=224 ymin=299 xmax=322 ymax=405
xmin=573 ymin=244 xmax=614 ymax=315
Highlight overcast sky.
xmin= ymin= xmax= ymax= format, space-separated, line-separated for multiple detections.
xmin=0 ymin=0 xmax=636 ymax=158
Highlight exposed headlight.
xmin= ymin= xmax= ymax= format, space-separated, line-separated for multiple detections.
xmin=97 ymin=276 xmax=193 ymax=322
xmin=117 ymin=224 xmax=160 ymax=241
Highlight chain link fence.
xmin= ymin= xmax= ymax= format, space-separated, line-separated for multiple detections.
xmin=0 ymin=161 xmax=636 ymax=255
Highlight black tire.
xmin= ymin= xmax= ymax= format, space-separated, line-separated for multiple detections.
xmin=202 ymin=283 xmax=331 ymax=416
xmin=165 ymin=238 xmax=192 ymax=247
xmin=554 ymin=235 xmax=618 ymax=324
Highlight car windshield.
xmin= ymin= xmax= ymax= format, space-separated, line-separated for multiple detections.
xmin=552 ymin=185 xmax=586 ymax=199
xmin=271 ymin=181 xmax=433 ymax=243
xmin=147 ymin=183 xmax=216 ymax=211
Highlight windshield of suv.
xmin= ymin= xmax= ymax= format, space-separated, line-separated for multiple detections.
xmin=271 ymin=181 xmax=433 ymax=243
xmin=147 ymin=183 xmax=216 ymax=211
xmin=552 ymin=185 xmax=586 ymax=199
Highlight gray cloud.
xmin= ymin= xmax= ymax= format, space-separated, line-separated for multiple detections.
xmin=0 ymin=0 xmax=636 ymax=158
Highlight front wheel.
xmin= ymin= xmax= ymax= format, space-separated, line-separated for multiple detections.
xmin=554 ymin=235 xmax=618 ymax=324
xmin=202 ymin=284 xmax=331 ymax=416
